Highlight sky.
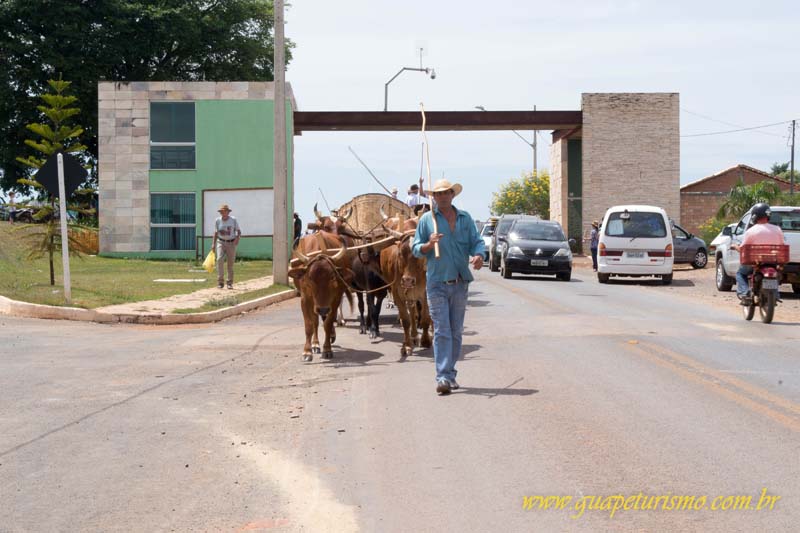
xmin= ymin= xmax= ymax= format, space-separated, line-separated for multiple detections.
xmin=285 ymin=0 xmax=800 ymax=223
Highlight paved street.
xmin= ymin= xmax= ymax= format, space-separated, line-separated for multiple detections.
xmin=1 ymin=266 xmax=799 ymax=532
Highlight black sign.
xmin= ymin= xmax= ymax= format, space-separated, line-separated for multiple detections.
xmin=34 ymin=151 xmax=88 ymax=199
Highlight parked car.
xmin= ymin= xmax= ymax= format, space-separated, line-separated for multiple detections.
xmin=597 ymin=205 xmax=674 ymax=284
xmin=489 ymin=214 xmax=538 ymax=271
xmin=499 ymin=219 xmax=574 ymax=281
xmin=479 ymin=217 xmax=498 ymax=261
xmin=709 ymin=223 xmax=736 ymax=254
xmin=671 ymin=223 xmax=708 ymax=268
xmin=715 ymin=205 xmax=800 ymax=293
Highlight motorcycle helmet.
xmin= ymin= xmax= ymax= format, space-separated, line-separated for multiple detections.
xmin=751 ymin=202 xmax=771 ymax=221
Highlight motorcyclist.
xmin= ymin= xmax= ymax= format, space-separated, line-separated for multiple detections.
xmin=730 ymin=202 xmax=785 ymax=305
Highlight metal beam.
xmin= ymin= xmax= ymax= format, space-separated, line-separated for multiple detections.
xmin=293 ymin=110 xmax=582 ymax=134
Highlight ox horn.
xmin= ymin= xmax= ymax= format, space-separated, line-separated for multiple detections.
xmin=340 ymin=206 xmax=353 ymax=221
xmin=384 ymin=225 xmax=405 ymax=239
xmin=293 ymin=247 xmax=310 ymax=264
xmin=313 ymin=203 xmax=323 ymax=221
xmin=380 ymin=203 xmax=389 ymax=221
xmin=331 ymin=242 xmax=347 ymax=262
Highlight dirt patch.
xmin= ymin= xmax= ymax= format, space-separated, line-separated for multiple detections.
xmin=572 ymin=255 xmax=800 ymax=323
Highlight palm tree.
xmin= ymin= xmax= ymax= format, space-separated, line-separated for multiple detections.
xmin=770 ymin=162 xmax=789 ymax=176
xmin=716 ymin=179 xmax=783 ymax=220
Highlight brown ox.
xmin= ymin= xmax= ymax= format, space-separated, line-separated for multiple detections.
xmin=308 ymin=204 xmax=359 ymax=243
xmin=380 ymin=229 xmax=432 ymax=357
xmin=380 ymin=204 xmax=419 ymax=233
xmin=289 ymin=232 xmax=353 ymax=362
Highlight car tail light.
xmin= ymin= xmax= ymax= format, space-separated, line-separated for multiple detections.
xmin=648 ymin=244 xmax=673 ymax=257
xmin=599 ymin=244 xmax=622 ymax=257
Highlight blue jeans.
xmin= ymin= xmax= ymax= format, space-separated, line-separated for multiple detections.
xmin=736 ymin=265 xmax=753 ymax=297
xmin=427 ymin=280 xmax=469 ymax=383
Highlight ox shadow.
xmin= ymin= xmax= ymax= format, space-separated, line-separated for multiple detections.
xmin=321 ymin=348 xmax=386 ymax=366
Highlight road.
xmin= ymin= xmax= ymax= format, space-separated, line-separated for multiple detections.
xmin=1 ymin=267 xmax=799 ymax=532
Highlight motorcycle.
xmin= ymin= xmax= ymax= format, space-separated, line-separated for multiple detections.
xmin=740 ymin=244 xmax=790 ymax=324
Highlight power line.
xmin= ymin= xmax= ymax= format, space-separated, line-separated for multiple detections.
xmin=681 ymin=120 xmax=794 ymax=138
xmin=681 ymin=108 xmax=787 ymax=138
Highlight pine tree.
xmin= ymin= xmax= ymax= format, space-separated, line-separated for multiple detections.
xmin=15 ymin=78 xmax=96 ymax=286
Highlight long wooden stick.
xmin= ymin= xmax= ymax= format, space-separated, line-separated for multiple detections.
xmin=420 ymin=103 xmax=440 ymax=258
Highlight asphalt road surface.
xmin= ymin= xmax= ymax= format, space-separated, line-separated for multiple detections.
xmin=1 ymin=267 xmax=799 ymax=532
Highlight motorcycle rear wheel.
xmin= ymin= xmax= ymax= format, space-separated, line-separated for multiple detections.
xmin=759 ymin=289 xmax=776 ymax=324
xmin=742 ymin=300 xmax=755 ymax=321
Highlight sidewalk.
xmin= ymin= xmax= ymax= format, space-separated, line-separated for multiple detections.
xmin=0 ymin=275 xmax=296 ymax=325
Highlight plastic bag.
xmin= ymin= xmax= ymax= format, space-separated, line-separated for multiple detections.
xmin=202 ymin=250 xmax=216 ymax=273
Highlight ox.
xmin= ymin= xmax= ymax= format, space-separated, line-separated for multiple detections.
xmin=380 ymin=204 xmax=420 ymax=233
xmin=350 ymin=244 xmax=389 ymax=339
xmin=289 ymin=232 xmax=354 ymax=362
xmin=380 ymin=229 xmax=432 ymax=357
xmin=309 ymin=204 xmax=358 ymax=242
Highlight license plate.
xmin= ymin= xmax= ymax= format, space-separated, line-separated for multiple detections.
xmin=530 ymin=259 xmax=548 ymax=266
xmin=762 ymin=278 xmax=779 ymax=289
xmin=627 ymin=251 xmax=645 ymax=258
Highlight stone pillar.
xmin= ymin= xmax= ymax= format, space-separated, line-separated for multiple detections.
xmin=549 ymin=136 xmax=569 ymax=232
xmin=581 ymin=93 xmax=680 ymax=239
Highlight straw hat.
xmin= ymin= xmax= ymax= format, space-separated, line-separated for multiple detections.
xmin=591 ymin=220 xmax=599 ymax=228
xmin=426 ymin=179 xmax=463 ymax=197
xmin=218 ymin=204 xmax=232 ymax=213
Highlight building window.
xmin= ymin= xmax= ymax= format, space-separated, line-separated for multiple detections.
xmin=150 ymin=193 xmax=196 ymax=250
xmin=150 ymin=102 xmax=196 ymax=169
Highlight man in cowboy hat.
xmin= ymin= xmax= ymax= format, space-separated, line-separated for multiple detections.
xmin=213 ymin=204 xmax=241 ymax=289
xmin=412 ymin=179 xmax=485 ymax=395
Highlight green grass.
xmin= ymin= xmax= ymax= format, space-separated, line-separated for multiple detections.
xmin=0 ymin=224 xmax=273 ymax=308
xmin=171 ymin=284 xmax=291 ymax=314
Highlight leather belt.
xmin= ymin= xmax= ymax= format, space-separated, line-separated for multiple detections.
xmin=443 ymin=279 xmax=459 ymax=285
xmin=218 ymin=238 xmax=236 ymax=242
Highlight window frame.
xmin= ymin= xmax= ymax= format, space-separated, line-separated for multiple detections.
xmin=150 ymin=191 xmax=197 ymax=251
xmin=150 ymin=101 xmax=197 ymax=171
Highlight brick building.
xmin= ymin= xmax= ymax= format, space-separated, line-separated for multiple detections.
xmin=679 ymin=165 xmax=791 ymax=234
xmin=550 ymin=93 xmax=680 ymax=250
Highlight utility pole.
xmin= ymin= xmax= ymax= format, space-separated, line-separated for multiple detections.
xmin=533 ymin=105 xmax=537 ymax=176
xmin=272 ymin=0 xmax=288 ymax=284
xmin=791 ymin=119 xmax=796 ymax=196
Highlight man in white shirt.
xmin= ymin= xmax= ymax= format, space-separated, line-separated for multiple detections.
xmin=405 ymin=178 xmax=427 ymax=208
xmin=213 ymin=204 xmax=241 ymax=289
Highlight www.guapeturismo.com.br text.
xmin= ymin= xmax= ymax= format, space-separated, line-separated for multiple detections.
xmin=522 ymin=488 xmax=781 ymax=519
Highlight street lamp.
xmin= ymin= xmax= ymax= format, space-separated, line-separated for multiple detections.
xmin=384 ymin=47 xmax=437 ymax=112
xmin=475 ymin=105 xmax=539 ymax=175
xmin=384 ymin=66 xmax=436 ymax=112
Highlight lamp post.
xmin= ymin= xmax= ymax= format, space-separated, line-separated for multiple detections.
xmin=475 ymin=105 xmax=539 ymax=175
xmin=384 ymin=48 xmax=436 ymax=111
xmin=384 ymin=67 xmax=436 ymax=112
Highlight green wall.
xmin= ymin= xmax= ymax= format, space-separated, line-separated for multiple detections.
xmin=149 ymin=99 xmax=294 ymax=259
xmin=567 ymin=139 xmax=583 ymax=250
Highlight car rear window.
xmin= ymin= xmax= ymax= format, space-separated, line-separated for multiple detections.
xmin=511 ymin=222 xmax=565 ymax=241
xmin=769 ymin=210 xmax=800 ymax=232
xmin=605 ymin=212 xmax=667 ymax=238
xmin=496 ymin=219 xmax=515 ymax=236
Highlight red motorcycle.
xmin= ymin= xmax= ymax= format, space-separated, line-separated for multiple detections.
xmin=740 ymin=244 xmax=790 ymax=323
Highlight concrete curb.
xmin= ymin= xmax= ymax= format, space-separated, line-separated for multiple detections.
xmin=0 ymin=290 xmax=297 ymax=325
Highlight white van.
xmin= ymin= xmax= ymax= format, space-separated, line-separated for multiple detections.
xmin=597 ymin=205 xmax=674 ymax=284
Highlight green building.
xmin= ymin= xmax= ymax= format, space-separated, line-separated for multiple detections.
xmin=97 ymin=81 xmax=295 ymax=259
